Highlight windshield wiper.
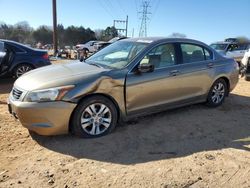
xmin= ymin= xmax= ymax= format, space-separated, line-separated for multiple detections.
xmin=89 ymin=63 xmax=103 ymax=68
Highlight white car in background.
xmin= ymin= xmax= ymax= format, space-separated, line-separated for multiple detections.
xmin=241 ymin=48 xmax=250 ymax=80
xmin=210 ymin=39 xmax=250 ymax=68
xmin=75 ymin=41 xmax=99 ymax=53
xmin=226 ymin=43 xmax=250 ymax=63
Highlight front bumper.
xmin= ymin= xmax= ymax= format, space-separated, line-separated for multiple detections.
xmin=7 ymin=98 xmax=77 ymax=136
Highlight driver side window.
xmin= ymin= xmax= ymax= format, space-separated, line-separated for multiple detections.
xmin=227 ymin=44 xmax=238 ymax=51
xmin=140 ymin=43 xmax=176 ymax=69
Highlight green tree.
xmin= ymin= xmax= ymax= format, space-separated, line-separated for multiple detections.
xmin=32 ymin=25 xmax=53 ymax=45
xmin=101 ymin=26 xmax=118 ymax=41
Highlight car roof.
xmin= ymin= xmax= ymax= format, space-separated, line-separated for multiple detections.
xmin=211 ymin=41 xmax=250 ymax=45
xmin=211 ymin=41 xmax=234 ymax=45
xmin=123 ymin=37 xmax=210 ymax=47
xmin=0 ymin=39 xmax=34 ymax=50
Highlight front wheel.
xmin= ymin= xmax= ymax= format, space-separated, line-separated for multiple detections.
xmin=71 ymin=96 xmax=118 ymax=138
xmin=206 ymin=79 xmax=228 ymax=107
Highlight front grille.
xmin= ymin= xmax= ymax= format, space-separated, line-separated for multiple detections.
xmin=12 ymin=87 xmax=23 ymax=100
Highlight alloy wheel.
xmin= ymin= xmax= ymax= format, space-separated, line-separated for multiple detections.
xmin=16 ymin=65 xmax=32 ymax=77
xmin=80 ymin=103 xmax=112 ymax=136
xmin=211 ymin=82 xmax=225 ymax=104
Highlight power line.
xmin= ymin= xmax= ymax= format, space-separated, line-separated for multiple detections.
xmin=98 ymin=0 xmax=115 ymax=19
xmin=134 ymin=0 xmax=138 ymax=15
xmin=149 ymin=0 xmax=161 ymax=23
xmin=138 ymin=1 xmax=151 ymax=37
xmin=106 ymin=0 xmax=119 ymax=17
xmin=116 ymin=0 xmax=127 ymax=16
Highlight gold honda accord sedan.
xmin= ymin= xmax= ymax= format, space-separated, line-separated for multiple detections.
xmin=8 ymin=38 xmax=239 ymax=138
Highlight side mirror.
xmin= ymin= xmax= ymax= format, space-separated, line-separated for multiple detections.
xmin=138 ymin=63 xmax=154 ymax=73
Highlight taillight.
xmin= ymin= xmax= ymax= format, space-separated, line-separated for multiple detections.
xmin=42 ymin=53 xmax=49 ymax=60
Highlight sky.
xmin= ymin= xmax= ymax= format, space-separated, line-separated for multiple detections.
xmin=0 ymin=0 xmax=249 ymax=44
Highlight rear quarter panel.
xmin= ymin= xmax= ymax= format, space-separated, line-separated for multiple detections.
xmin=211 ymin=58 xmax=239 ymax=92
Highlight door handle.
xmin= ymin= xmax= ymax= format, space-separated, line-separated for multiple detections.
xmin=170 ymin=70 xmax=179 ymax=76
xmin=207 ymin=63 xmax=214 ymax=68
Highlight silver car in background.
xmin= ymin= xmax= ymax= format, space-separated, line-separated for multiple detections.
xmin=210 ymin=39 xmax=250 ymax=68
xmin=8 ymin=37 xmax=239 ymax=138
xmin=242 ymin=48 xmax=250 ymax=80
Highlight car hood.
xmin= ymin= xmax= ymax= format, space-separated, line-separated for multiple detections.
xmin=14 ymin=62 xmax=105 ymax=91
xmin=216 ymin=50 xmax=226 ymax=55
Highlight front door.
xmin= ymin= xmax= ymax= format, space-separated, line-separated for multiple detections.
xmin=126 ymin=43 xmax=187 ymax=116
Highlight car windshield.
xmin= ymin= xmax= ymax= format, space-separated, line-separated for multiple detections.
xmin=86 ymin=40 xmax=148 ymax=69
xmin=210 ymin=44 xmax=228 ymax=51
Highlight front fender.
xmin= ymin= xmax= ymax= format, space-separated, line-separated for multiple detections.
xmin=65 ymin=74 xmax=127 ymax=119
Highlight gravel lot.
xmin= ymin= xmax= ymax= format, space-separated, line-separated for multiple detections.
xmin=0 ymin=74 xmax=250 ymax=188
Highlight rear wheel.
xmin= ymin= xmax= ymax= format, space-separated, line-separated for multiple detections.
xmin=14 ymin=64 xmax=33 ymax=78
xmin=71 ymin=96 xmax=118 ymax=138
xmin=206 ymin=78 xmax=228 ymax=107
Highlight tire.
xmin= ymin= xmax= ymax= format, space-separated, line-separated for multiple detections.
xmin=245 ymin=58 xmax=250 ymax=81
xmin=206 ymin=78 xmax=228 ymax=107
xmin=14 ymin=64 xmax=33 ymax=78
xmin=83 ymin=48 xmax=89 ymax=53
xmin=245 ymin=76 xmax=250 ymax=81
xmin=71 ymin=96 xmax=118 ymax=138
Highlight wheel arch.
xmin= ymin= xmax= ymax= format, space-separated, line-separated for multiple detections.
xmin=213 ymin=76 xmax=230 ymax=96
xmin=82 ymin=47 xmax=89 ymax=52
xmin=68 ymin=93 xmax=121 ymax=132
xmin=11 ymin=62 xmax=35 ymax=72
xmin=11 ymin=62 xmax=35 ymax=77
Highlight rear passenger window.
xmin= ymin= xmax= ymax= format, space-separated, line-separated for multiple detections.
xmin=10 ymin=45 xmax=25 ymax=53
xmin=204 ymin=48 xmax=212 ymax=60
xmin=181 ymin=44 xmax=212 ymax=63
xmin=237 ymin=44 xmax=248 ymax=51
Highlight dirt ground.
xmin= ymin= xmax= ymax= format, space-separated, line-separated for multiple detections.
xmin=0 ymin=74 xmax=250 ymax=188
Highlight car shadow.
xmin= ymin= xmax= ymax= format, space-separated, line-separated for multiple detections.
xmin=0 ymin=77 xmax=15 ymax=94
xmin=31 ymin=93 xmax=250 ymax=165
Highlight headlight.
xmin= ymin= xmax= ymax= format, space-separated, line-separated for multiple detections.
xmin=24 ymin=85 xmax=75 ymax=102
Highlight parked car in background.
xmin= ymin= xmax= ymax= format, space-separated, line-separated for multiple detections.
xmin=210 ymin=38 xmax=250 ymax=68
xmin=241 ymin=48 xmax=250 ymax=81
xmin=8 ymin=37 xmax=239 ymax=138
xmin=75 ymin=41 xmax=99 ymax=53
xmin=93 ymin=37 xmax=128 ymax=52
xmin=57 ymin=46 xmax=77 ymax=59
xmin=0 ymin=39 xmax=51 ymax=78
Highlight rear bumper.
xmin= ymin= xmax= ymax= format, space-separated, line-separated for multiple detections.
xmin=229 ymin=68 xmax=239 ymax=92
xmin=8 ymin=98 xmax=76 ymax=135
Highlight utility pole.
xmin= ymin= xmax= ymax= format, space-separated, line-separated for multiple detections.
xmin=139 ymin=1 xmax=151 ymax=37
xmin=113 ymin=16 xmax=128 ymax=37
xmin=125 ymin=15 xmax=128 ymax=37
xmin=52 ymin=0 xmax=58 ymax=56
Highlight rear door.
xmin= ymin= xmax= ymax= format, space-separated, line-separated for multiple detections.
xmin=176 ymin=43 xmax=215 ymax=98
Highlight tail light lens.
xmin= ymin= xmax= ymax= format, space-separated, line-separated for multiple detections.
xmin=42 ymin=53 xmax=49 ymax=60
